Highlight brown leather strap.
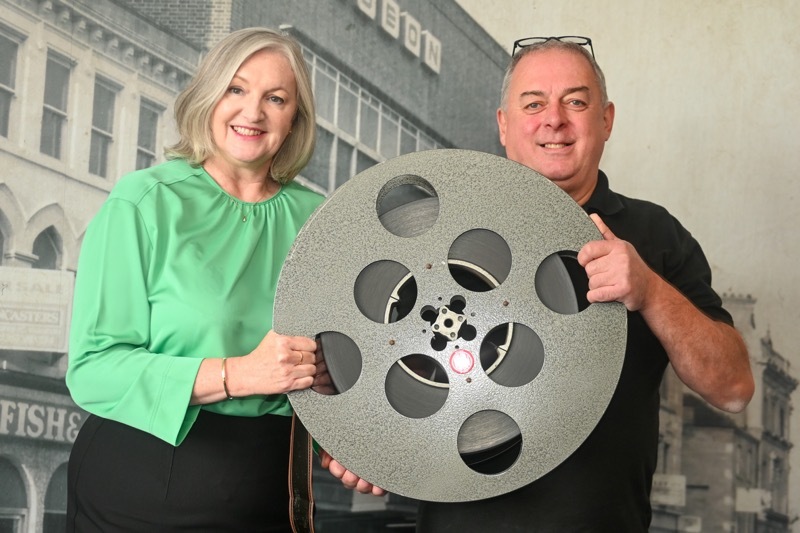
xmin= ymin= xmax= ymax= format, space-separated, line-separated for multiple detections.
xmin=288 ymin=412 xmax=315 ymax=533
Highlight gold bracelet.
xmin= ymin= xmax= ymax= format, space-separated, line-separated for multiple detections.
xmin=221 ymin=357 xmax=234 ymax=400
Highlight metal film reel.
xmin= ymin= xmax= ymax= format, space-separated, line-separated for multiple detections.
xmin=274 ymin=149 xmax=626 ymax=502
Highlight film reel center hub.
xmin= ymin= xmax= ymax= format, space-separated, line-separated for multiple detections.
xmin=274 ymin=149 xmax=627 ymax=502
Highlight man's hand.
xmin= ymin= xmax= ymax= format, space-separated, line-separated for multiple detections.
xmin=577 ymin=213 xmax=657 ymax=311
xmin=319 ymin=449 xmax=387 ymax=496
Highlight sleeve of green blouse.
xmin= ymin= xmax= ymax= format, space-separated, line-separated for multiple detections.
xmin=66 ymin=198 xmax=203 ymax=446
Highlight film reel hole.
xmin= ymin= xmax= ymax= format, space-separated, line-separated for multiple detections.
xmin=354 ymin=260 xmax=417 ymax=323
xmin=313 ymin=331 xmax=362 ymax=395
xmin=535 ymin=251 xmax=590 ymax=314
xmin=480 ymin=322 xmax=544 ymax=387
xmin=448 ymin=229 xmax=512 ymax=292
xmin=376 ymin=175 xmax=439 ymax=238
xmin=459 ymin=411 xmax=522 ymax=475
xmin=385 ymin=354 xmax=449 ymax=419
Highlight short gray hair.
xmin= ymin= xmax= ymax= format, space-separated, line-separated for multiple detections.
xmin=166 ymin=27 xmax=316 ymax=184
xmin=500 ymin=40 xmax=609 ymax=111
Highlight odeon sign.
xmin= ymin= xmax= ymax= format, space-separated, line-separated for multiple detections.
xmin=356 ymin=0 xmax=442 ymax=74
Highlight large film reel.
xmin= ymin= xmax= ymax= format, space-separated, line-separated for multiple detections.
xmin=274 ymin=149 xmax=626 ymax=502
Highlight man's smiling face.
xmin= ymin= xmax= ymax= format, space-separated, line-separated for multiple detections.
xmin=497 ymin=48 xmax=614 ymax=204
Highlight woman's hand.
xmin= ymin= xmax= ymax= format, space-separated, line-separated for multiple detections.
xmin=190 ymin=330 xmax=318 ymax=404
xmin=234 ymin=330 xmax=318 ymax=396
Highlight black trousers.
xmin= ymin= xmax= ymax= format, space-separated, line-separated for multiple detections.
xmin=66 ymin=410 xmax=293 ymax=532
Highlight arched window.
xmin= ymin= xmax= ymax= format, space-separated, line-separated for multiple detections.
xmin=43 ymin=463 xmax=68 ymax=533
xmin=0 ymin=457 xmax=27 ymax=532
xmin=32 ymin=225 xmax=61 ymax=270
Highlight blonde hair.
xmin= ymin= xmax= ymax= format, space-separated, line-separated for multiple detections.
xmin=166 ymin=28 xmax=316 ymax=184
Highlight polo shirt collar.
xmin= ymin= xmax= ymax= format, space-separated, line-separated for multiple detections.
xmin=583 ymin=170 xmax=624 ymax=216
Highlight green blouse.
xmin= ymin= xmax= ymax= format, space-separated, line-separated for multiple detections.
xmin=66 ymin=158 xmax=324 ymax=445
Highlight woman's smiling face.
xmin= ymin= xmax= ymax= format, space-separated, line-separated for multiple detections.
xmin=207 ymin=48 xmax=298 ymax=176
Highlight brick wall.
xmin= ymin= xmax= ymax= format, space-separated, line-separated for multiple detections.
xmin=114 ymin=0 xmax=232 ymax=50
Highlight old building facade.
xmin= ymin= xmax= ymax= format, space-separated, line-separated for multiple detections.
xmin=677 ymin=295 xmax=798 ymax=533
xmin=0 ymin=0 xmax=505 ymax=530
xmin=1 ymin=0 xmax=198 ymax=530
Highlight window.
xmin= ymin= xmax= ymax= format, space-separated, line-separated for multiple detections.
xmin=0 ymin=458 xmax=27 ymax=532
xmin=359 ymin=96 xmax=379 ymax=152
xmin=379 ymin=110 xmax=399 ymax=159
xmin=0 ymin=32 xmax=18 ymax=138
xmin=89 ymin=78 xmax=117 ymax=177
xmin=771 ymin=457 xmax=784 ymax=510
xmin=300 ymin=46 xmax=444 ymax=194
xmin=736 ymin=513 xmax=755 ymax=533
xmin=303 ymin=126 xmax=333 ymax=191
xmin=400 ymin=120 xmax=417 ymax=155
xmin=32 ymin=226 xmax=61 ymax=270
xmin=136 ymin=100 xmax=161 ymax=170
xmin=336 ymin=78 xmax=358 ymax=138
xmin=356 ymin=150 xmax=378 ymax=175
xmin=735 ymin=443 xmax=742 ymax=477
xmin=40 ymin=52 xmax=71 ymax=158
xmin=43 ymin=464 xmax=68 ymax=533
xmin=335 ymin=138 xmax=353 ymax=188
xmin=418 ymin=132 xmax=436 ymax=152
xmin=314 ymin=62 xmax=336 ymax=124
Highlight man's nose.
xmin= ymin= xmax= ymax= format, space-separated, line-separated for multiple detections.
xmin=542 ymin=104 xmax=566 ymax=127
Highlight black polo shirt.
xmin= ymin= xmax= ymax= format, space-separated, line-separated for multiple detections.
xmin=416 ymin=170 xmax=731 ymax=533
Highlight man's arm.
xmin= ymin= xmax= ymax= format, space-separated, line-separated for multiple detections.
xmin=578 ymin=214 xmax=754 ymax=413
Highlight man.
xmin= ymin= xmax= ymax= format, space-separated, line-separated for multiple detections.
xmin=414 ymin=37 xmax=755 ymax=532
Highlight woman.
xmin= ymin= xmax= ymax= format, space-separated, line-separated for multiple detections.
xmin=66 ymin=28 xmax=324 ymax=532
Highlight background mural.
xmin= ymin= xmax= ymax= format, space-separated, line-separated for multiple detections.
xmin=1 ymin=0 xmax=796 ymax=531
